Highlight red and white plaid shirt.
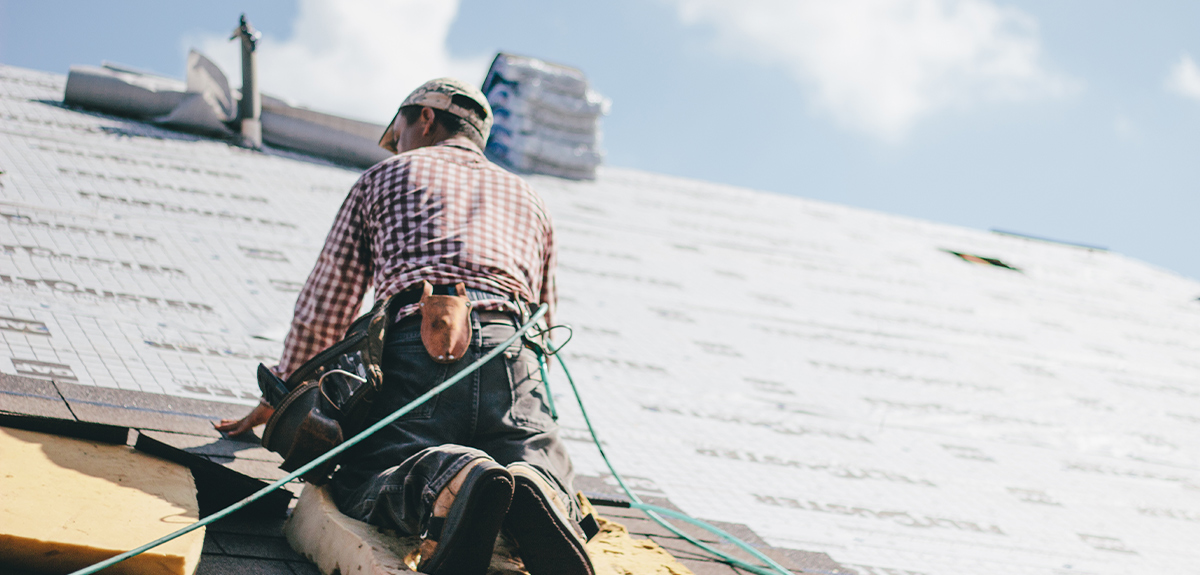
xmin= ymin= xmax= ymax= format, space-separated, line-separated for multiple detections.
xmin=273 ymin=137 xmax=556 ymax=380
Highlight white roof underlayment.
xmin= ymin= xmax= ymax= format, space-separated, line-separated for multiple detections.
xmin=3 ymin=64 xmax=1200 ymax=575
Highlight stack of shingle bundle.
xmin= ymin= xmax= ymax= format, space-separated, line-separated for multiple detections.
xmin=482 ymin=53 xmax=610 ymax=180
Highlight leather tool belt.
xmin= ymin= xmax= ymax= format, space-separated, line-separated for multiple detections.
xmin=258 ymin=294 xmax=401 ymax=483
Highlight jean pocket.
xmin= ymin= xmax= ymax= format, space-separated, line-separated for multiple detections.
xmin=508 ymin=350 xmax=555 ymax=432
xmin=380 ymin=332 xmax=447 ymax=421
xmin=479 ymin=322 xmax=523 ymax=357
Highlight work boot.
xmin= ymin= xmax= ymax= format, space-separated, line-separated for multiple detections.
xmin=418 ymin=458 xmax=514 ymax=575
xmin=503 ymin=462 xmax=595 ymax=575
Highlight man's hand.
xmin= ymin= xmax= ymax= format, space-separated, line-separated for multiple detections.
xmin=213 ymin=401 xmax=275 ymax=437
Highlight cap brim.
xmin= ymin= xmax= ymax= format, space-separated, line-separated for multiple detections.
xmin=378 ymin=108 xmax=401 ymax=153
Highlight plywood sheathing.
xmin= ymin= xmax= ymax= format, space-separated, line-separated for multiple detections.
xmin=0 ymin=427 xmax=204 ymax=575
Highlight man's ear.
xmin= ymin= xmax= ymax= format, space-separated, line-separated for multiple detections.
xmin=420 ymin=107 xmax=437 ymax=137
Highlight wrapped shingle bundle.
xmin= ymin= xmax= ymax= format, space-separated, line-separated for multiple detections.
xmin=482 ymin=53 xmax=611 ymax=180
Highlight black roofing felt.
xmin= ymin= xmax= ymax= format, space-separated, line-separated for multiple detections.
xmin=0 ymin=412 xmax=130 ymax=444
xmin=54 ymin=380 xmax=250 ymax=438
xmin=197 ymin=514 xmax=316 ymax=575
xmin=0 ymin=373 xmax=76 ymax=420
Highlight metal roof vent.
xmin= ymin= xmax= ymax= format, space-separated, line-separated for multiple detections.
xmin=231 ymin=14 xmax=262 ymax=149
xmin=61 ymin=13 xmax=389 ymax=167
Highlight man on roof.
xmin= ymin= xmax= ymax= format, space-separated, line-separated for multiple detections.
xmin=215 ymin=78 xmax=593 ymax=575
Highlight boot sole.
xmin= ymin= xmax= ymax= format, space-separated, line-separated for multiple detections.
xmin=505 ymin=471 xmax=594 ymax=575
xmin=422 ymin=463 xmax=514 ymax=575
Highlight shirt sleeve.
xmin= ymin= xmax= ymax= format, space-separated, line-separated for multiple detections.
xmin=272 ymin=176 xmax=374 ymax=380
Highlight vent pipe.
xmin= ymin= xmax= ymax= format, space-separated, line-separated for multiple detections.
xmin=231 ymin=14 xmax=262 ymax=148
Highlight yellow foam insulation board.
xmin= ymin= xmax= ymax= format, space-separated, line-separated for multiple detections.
xmin=0 ymin=427 xmax=204 ymax=575
xmin=284 ymin=484 xmax=693 ymax=575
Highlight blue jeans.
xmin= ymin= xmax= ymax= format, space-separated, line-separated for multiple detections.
xmin=330 ymin=311 xmax=580 ymax=535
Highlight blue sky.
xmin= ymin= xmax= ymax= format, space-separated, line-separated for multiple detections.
xmin=2 ymin=0 xmax=1199 ymax=281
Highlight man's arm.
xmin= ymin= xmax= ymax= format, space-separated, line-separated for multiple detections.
xmin=538 ymin=214 xmax=557 ymax=329
xmin=273 ymin=186 xmax=374 ymax=380
xmin=215 ymin=176 xmax=375 ymax=435
xmin=214 ymin=398 xmax=274 ymax=435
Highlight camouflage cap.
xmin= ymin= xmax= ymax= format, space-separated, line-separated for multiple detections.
xmin=397 ymin=77 xmax=493 ymax=143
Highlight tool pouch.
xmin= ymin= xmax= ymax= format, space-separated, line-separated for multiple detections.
xmin=260 ymin=294 xmax=400 ymax=484
xmin=419 ymin=281 xmax=473 ymax=364
xmin=260 ymin=380 xmax=343 ymax=482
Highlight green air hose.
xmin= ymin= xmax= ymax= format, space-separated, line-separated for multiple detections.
xmin=69 ymin=306 xmax=794 ymax=575
xmin=547 ymin=351 xmax=795 ymax=575
xmin=536 ymin=354 xmax=559 ymax=420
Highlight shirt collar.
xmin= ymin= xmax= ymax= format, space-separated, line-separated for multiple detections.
xmin=433 ymin=136 xmax=484 ymax=156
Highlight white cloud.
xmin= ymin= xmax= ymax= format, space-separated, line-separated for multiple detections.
xmin=188 ymin=0 xmax=489 ymax=124
xmin=1166 ymin=54 xmax=1200 ymax=102
xmin=668 ymin=0 xmax=1074 ymax=141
